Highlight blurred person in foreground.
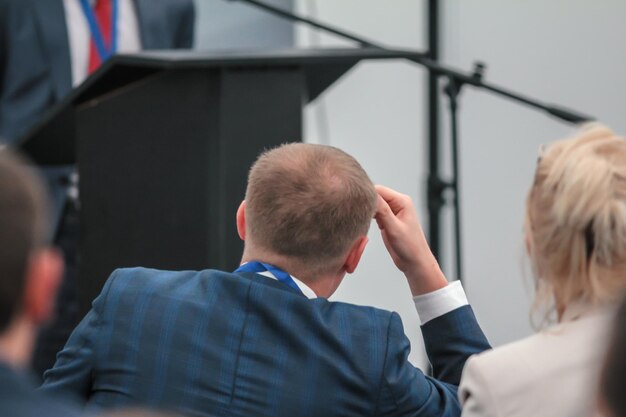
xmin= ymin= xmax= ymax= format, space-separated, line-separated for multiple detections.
xmin=42 ymin=143 xmax=490 ymax=417
xmin=0 ymin=150 xmax=80 ymax=416
xmin=460 ymin=124 xmax=626 ymax=417
xmin=597 ymin=297 xmax=626 ymax=417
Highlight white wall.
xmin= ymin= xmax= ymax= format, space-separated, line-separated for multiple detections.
xmin=194 ymin=0 xmax=293 ymax=49
xmin=443 ymin=0 xmax=626 ymax=346
xmin=296 ymin=0 xmax=626 ymax=366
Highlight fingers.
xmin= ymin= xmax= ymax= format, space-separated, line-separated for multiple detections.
xmin=374 ymin=184 xmax=412 ymax=237
xmin=375 ymin=195 xmax=395 ymax=230
xmin=375 ymin=185 xmax=412 ymax=215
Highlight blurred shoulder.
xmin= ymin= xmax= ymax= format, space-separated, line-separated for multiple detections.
xmin=459 ymin=335 xmax=546 ymax=417
xmin=0 ymin=365 xmax=83 ymax=417
xmin=460 ymin=312 xmax=615 ymax=417
xmin=465 ymin=308 xmax=614 ymax=377
xmin=463 ymin=324 xmax=587 ymax=386
xmin=463 ymin=335 xmax=538 ymax=384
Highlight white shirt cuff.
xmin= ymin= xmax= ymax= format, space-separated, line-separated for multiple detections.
xmin=413 ymin=280 xmax=468 ymax=324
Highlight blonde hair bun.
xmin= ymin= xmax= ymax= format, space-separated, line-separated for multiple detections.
xmin=527 ymin=123 xmax=626 ymax=314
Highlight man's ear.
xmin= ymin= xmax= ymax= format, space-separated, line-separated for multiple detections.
xmin=236 ymin=200 xmax=246 ymax=241
xmin=23 ymin=248 xmax=64 ymax=325
xmin=344 ymin=236 xmax=369 ymax=274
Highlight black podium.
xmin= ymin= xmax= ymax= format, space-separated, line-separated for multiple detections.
xmin=19 ymin=48 xmax=418 ymax=313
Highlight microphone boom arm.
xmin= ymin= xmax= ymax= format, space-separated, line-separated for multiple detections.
xmin=228 ymin=0 xmax=593 ymax=124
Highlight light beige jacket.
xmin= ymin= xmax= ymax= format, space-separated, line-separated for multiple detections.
xmin=459 ymin=303 xmax=617 ymax=417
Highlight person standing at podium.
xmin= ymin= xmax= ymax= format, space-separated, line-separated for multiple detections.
xmin=0 ymin=0 xmax=196 ymax=378
xmin=0 ymin=0 xmax=196 ymax=141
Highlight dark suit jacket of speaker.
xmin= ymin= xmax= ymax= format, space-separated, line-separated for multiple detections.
xmin=42 ymin=267 xmax=491 ymax=417
xmin=0 ymin=0 xmax=195 ymax=142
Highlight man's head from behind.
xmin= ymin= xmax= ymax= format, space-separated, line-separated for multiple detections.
xmin=0 ymin=150 xmax=62 ymax=367
xmin=237 ymin=143 xmax=377 ymax=295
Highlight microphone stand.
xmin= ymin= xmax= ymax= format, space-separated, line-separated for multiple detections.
xmin=226 ymin=0 xmax=594 ymax=283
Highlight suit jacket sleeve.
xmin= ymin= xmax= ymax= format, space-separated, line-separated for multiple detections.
xmin=376 ymin=306 xmax=491 ymax=416
xmin=421 ymin=305 xmax=491 ymax=385
xmin=459 ymin=356 xmax=498 ymax=417
xmin=40 ymin=270 xmax=121 ymax=402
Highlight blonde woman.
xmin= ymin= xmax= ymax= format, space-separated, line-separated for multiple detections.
xmin=459 ymin=125 xmax=626 ymax=417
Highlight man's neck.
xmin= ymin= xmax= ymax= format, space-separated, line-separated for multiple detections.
xmin=240 ymin=252 xmax=343 ymax=298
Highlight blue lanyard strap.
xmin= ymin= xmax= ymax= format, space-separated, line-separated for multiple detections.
xmin=235 ymin=261 xmax=303 ymax=295
xmin=79 ymin=0 xmax=119 ymax=61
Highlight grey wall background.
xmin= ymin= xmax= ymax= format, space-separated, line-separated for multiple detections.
xmin=442 ymin=0 xmax=626 ymax=347
xmin=194 ymin=0 xmax=293 ymax=49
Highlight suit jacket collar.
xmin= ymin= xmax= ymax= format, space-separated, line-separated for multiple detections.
xmin=234 ymin=271 xmax=308 ymax=298
xmin=30 ymin=0 xmax=72 ymax=100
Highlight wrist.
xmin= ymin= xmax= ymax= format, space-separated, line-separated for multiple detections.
xmin=404 ymin=254 xmax=448 ymax=297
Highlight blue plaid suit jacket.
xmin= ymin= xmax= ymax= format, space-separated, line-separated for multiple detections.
xmin=42 ymin=267 xmax=490 ymax=417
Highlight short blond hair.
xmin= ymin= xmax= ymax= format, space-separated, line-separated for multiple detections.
xmin=245 ymin=143 xmax=377 ymax=273
xmin=526 ymin=124 xmax=626 ymax=314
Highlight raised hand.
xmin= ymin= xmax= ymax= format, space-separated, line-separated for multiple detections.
xmin=374 ymin=185 xmax=449 ymax=296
